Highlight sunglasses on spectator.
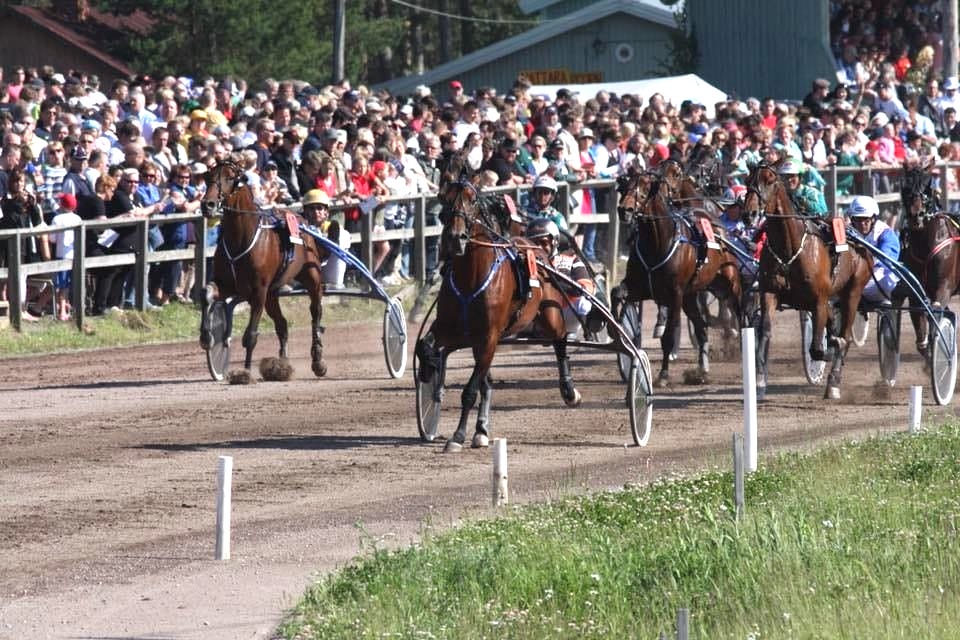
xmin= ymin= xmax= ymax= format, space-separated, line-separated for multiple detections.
xmin=177 ymin=174 xmax=191 ymax=179
xmin=143 ymin=173 xmax=157 ymax=178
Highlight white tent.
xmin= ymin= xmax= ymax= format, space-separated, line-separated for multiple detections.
xmin=531 ymin=73 xmax=730 ymax=119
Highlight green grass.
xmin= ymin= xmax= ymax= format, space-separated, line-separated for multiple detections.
xmin=276 ymin=424 xmax=960 ymax=639
xmin=0 ymin=293 xmax=402 ymax=357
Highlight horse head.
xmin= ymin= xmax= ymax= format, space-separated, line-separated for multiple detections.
xmin=685 ymin=146 xmax=724 ymax=197
xmin=438 ymin=177 xmax=487 ymax=258
xmin=901 ymin=158 xmax=940 ymax=230
xmin=742 ymin=163 xmax=789 ymax=226
xmin=202 ymin=159 xmax=247 ymax=218
xmin=616 ymin=163 xmax=654 ymax=224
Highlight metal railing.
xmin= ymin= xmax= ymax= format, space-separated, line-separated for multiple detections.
xmin=4 ymin=163 xmax=959 ymax=332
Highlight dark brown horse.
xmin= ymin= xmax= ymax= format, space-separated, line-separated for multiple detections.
xmin=415 ymin=178 xmax=577 ymax=452
xmin=612 ymin=160 xmax=742 ymax=385
xmin=199 ymin=160 xmax=329 ymax=376
xmin=743 ymin=163 xmax=872 ymax=399
xmin=900 ymin=160 xmax=960 ymax=356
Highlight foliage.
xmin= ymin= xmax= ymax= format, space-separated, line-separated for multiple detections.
xmin=277 ymin=424 xmax=960 ymax=639
xmin=92 ymin=0 xmax=528 ymax=86
xmin=651 ymin=6 xmax=700 ymax=77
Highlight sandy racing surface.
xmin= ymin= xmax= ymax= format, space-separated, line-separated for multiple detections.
xmin=0 ymin=301 xmax=954 ymax=639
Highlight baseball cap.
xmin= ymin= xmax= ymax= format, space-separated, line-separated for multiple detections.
xmin=264 ymin=160 xmax=278 ymax=170
xmin=945 ymin=76 xmax=959 ymax=91
xmin=190 ymin=109 xmax=208 ymax=121
xmin=449 ymin=80 xmax=462 ymax=90
xmin=70 ymin=146 xmax=89 ymax=161
xmin=322 ymin=127 xmax=342 ymax=141
xmin=190 ymin=162 xmax=208 ymax=175
xmin=57 ymin=193 xmax=77 ymax=211
xmin=578 ymin=127 xmax=594 ymax=140
xmin=549 ymin=138 xmax=565 ymax=150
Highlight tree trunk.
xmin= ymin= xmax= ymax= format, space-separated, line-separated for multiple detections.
xmin=946 ymin=0 xmax=959 ymax=82
xmin=332 ymin=0 xmax=346 ymax=84
xmin=439 ymin=0 xmax=451 ymax=63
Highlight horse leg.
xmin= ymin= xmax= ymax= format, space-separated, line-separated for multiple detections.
xmin=472 ymin=373 xmax=493 ymax=449
xmin=446 ymin=342 xmax=495 ymax=453
xmin=654 ymin=304 xmax=668 ymax=338
xmin=810 ymin=299 xmax=829 ymax=362
xmin=199 ymin=281 xmax=220 ymax=350
xmin=656 ymin=300 xmax=682 ymax=386
xmin=824 ymin=291 xmax=857 ymax=400
xmin=415 ymin=324 xmax=442 ymax=384
xmin=756 ymin=292 xmax=777 ymax=401
xmin=308 ymin=286 xmax=327 ymax=377
xmin=242 ymin=293 xmax=265 ymax=370
xmin=554 ymin=339 xmax=582 ymax=407
xmin=264 ymin=293 xmax=289 ymax=359
xmin=682 ymin=292 xmax=709 ymax=375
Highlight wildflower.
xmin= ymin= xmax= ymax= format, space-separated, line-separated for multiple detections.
xmin=822 ymin=519 xmax=834 ymax=528
xmin=590 ymin=573 xmax=601 ymax=582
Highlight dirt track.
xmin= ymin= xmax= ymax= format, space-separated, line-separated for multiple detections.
xmin=0 ymin=302 xmax=954 ymax=639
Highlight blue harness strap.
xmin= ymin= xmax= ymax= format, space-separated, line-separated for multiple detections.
xmin=298 ymin=223 xmax=391 ymax=302
xmin=445 ymin=250 xmax=510 ymax=332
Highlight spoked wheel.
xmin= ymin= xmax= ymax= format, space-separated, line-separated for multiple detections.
xmin=929 ymin=315 xmax=957 ymax=406
xmin=852 ymin=311 xmax=870 ymax=347
xmin=382 ymin=296 xmax=408 ymax=379
xmin=205 ymin=300 xmax=232 ymax=382
xmin=414 ymin=351 xmax=445 ymax=442
xmin=877 ymin=309 xmax=901 ymax=386
xmin=627 ymin=350 xmax=654 ymax=446
xmin=800 ymin=311 xmax=827 ymax=385
xmin=615 ymin=302 xmax=642 ymax=383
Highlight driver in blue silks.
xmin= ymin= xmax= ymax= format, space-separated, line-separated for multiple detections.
xmin=848 ymin=195 xmax=900 ymax=303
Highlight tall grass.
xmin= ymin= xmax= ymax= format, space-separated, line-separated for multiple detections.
xmin=277 ymin=424 xmax=960 ymax=639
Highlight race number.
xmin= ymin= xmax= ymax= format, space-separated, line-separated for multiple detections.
xmin=832 ymin=217 xmax=848 ymax=253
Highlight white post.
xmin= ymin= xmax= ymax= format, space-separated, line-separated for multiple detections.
xmin=676 ymin=607 xmax=690 ymax=640
xmin=215 ymin=455 xmax=233 ymax=560
xmin=492 ymin=438 xmax=508 ymax=507
xmin=732 ymin=433 xmax=745 ymax=521
xmin=741 ymin=327 xmax=758 ymax=472
xmin=908 ymin=385 xmax=923 ymax=434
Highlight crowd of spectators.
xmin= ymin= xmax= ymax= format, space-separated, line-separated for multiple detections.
xmin=0 ymin=0 xmax=956 ymax=320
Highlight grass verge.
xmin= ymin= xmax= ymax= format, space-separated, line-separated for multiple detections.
xmin=276 ymin=423 xmax=960 ymax=639
xmin=0 ymin=291 xmax=407 ymax=358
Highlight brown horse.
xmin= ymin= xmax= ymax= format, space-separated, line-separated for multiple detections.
xmin=612 ymin=160 xmax=742 ymax=385
xmin=743 ymin=163 xmax=872 ymax=399
xmin=415 ymin=178 xmax=578 ymax=452
xmin=199 ymin=160 xmax=329 ymax=376
xmin=900 ymin=160 xmax=960 ymax=356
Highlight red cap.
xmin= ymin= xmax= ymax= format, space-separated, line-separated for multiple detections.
xmin=449 ymin=80 xmax=462 ymax=90
xmin=372 ymin=160 xmax=389 ymax=175
xmin=57 ymin=193 xmax=77 ymax=211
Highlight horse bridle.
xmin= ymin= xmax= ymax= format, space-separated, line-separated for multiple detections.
xmin=902 ymin=170 xmax=940 ymax=229
xmin=442 ymin=180 xmax=511 ymax=245
xmin=203 ymin=159 xmax=249 ymax=219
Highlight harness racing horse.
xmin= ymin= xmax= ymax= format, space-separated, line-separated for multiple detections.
xmin=612 ymin=160 xmax=742 ymax=385
xmin=199 ymin=160 xmax=330 ymax=377
xmin=743 ymin=163 xmax=872 ymax=399
xmin=900 ymin=160 xmax=960 ymax=357
xmin=416 ymin=178 xmax=579 ymax=452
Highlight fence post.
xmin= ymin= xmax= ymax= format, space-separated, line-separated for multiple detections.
xmin=741 ymin=327 xmax=758 ymax=472
xmin=492 ymin=438 xmax=508 ymax=507
xmin=908 ymin=385 xmax=922 ymax=433
xmin=361 ymin=202 xmax=375 ymax=276
xmin=825 ymin=164 xmax=837 ymax=215
xmin=606 ymin=184 xmax=621 ymax=285
xmin=215 ymin=455 xmax=233 ymax=560
xmin=866 ymin=168 xmax=877 ymax=197
xmin=676 ymin=608 xmax=689 ymax=640
xmin=193 ymin=215 xmax=209 ymax=302
xmin=557 ymin=181 xmax=571 ymax=224
xmin=941 ymin=160 xmax=952 ymax=212
xmin=8 ymin=232 xmax=22 ymax=331
xmin=134 ymin=219 xmax=149 ymax=311
xmin=73 ymin=225 xmax=86 ymax=330
xmin=413 ymin=195 xmax=427 ymax=285
xmin=732 ymin=432 xmax=745 ymax=520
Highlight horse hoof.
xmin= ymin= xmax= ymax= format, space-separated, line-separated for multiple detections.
xmin=313 ymin=361 xmax=327 ymax=377
xmin=668 ymin=352 xmax=678 ymax=362
xmin=825 ymin=386 xmax=841 ymax=400
xmin=443 ymin=440 xmax=464 ymax=453
xmin=563 ymin=388 xmax=582 ymax=408
xmin=471 ymin=433 xmax=489 ymax=448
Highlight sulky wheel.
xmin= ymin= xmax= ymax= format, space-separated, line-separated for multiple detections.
xmin=877 ymin=308 xmax=901 ymax=387
xmin=930 ymin=315 xmax=957 ymax=406
xmin=205 ymin=300 xmax=232 ymax=382
xmin=800 ymin=311 xmax=827 ymax=385
xmin=615 ymin=302 xmax=642 ymax=383
xmin=414 ymin=350 xmax=445 ymax=442
xmin=627 ymin=350 xmax=654 ymax=446
xmin=382 ymin=296 xmax=408 ymax=379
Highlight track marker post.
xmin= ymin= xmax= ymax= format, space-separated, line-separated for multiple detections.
xmin=216 ymin=455 xmax=233 ymax=560
xmin=676 ymin=607 xmax=690 ymax=640
xmin=741 ymin=327 xmax=758 ymax=472
xmin=492 ymin=438 xmax=508 ymax=507
xmin=732 ymin=433 xmax=745 ymax=520
xmin=908 ymin=385 xmax=922 ymax=434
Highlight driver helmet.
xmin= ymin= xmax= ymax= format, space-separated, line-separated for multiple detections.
xmin=847 ymin=194 xmax=880 ymax=219
xmin=533 ymin=175 xmax=558 ymax=193
xmin=777 ymin=160 xmax=802 ymax=176
xmin=526 ymin=217 xmax=560 ymax=242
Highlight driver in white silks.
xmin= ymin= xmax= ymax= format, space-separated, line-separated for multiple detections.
xmin=848 ymin=195 xmax=901 ymax=303
xmin=526 ymin=218 xmax=594 ymax=335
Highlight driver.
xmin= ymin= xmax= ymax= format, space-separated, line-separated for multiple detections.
xmin=526 ymin=175 xmax=568 ymax=232
xmin=303 ymin=189 xmax=351 ymax=289
xmin=848 ymin=195 xmax=900 ymax=303
xmin=526 ymin=218 xmax=595 ymax=335
xmin=778 ymin=160 xmax=827 ymax=216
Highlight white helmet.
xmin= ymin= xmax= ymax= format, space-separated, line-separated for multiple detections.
xmin=777 ymin=160 xmax=802 ymax=175
xmin=847 ymin=195 xmax=880 ymax=219
xmin=533 ymin=175 xmax=558 ymax=193
xmin=526 ymin=218 xmax=560 ymax=241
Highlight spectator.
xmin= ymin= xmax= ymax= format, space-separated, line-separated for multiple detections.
xmin=49 ymin=192 xmax=81 ymax=320
xmin=0 ymin=168 xmax=50 ymax=316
